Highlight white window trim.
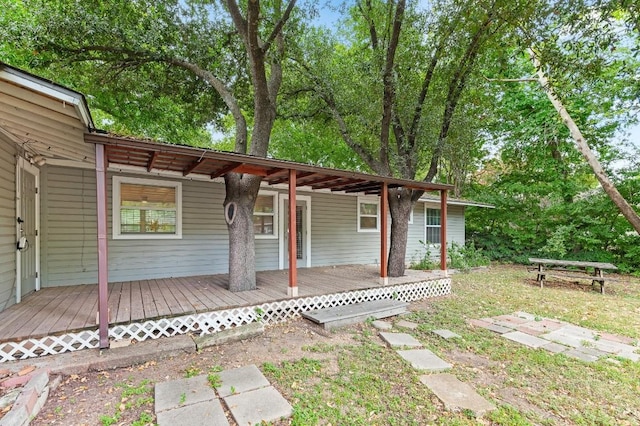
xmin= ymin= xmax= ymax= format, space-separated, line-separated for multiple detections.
xmin=254 ymin=191 xmax=278 ymax=239
xmin=357 ymin=196 xmax=380 ymax=232
xmin=424 ymin=204 xmax=441 ymax=245
xmin=112 ymin=176 xmax=182 ymax=240
xmin=409 ymin=206 xmax=414 ymax=224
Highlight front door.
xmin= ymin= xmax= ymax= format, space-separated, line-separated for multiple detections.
xmin=279 ymin=195 xmax=311 ymax=269
xmin=17 ymin=158 xmax=39 ymax=301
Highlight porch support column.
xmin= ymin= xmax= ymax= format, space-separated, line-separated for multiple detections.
xmin=380 ymin=182 xmax=388 ymax=285
xmin=287 ymin=169 xmax=298 ymax=297
xmin=440 ymin=189 xmax=448 ymax=273
xmin=96 ymin=143 xmax=110 ymax=349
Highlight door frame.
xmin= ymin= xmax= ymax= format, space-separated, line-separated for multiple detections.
xmin=278 ymin=194 xmax=311 ymax=269
xmin=15 ymin=156 xmax=41 ymax=303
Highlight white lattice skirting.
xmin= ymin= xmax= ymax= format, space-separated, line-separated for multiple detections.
xmin=0 ymin=278 xmax=451 ymax=363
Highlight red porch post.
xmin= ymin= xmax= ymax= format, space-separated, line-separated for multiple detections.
xmin=440 ymin=189 xmax=448 ymax=272
xmin=380 ymin=182 xmax=388 ymax=285
xmin=96 ymin=143 xmax=109 ymax=349
xmin=287 ymin=169 xmax=298 ymax=297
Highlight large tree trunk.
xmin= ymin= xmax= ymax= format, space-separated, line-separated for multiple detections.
xmin=387 ymin=188 xmax=415 ymax=276
xmin=224 ymin=173 xmax=263 ymax=291
xmin=529 ymin=48 xmax=640 ymax=235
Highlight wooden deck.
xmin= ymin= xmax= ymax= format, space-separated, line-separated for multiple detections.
xmin=0 ymin=265 xmax=443 ymax=344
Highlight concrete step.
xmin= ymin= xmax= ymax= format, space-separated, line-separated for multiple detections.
xmin=302 ymin=299 xmax=408 ymax=329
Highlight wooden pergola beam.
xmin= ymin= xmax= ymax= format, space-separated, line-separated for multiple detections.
xmin=183 ymin=158 xmax=205 ymax=176
xmin=211 ymin=162 xmax=242 ymax=179
xmin=146 ymin=151 xmax=159 ymax=172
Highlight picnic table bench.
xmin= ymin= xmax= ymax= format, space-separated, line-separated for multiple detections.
xmin=528 ymin=258 xmax=618 ymax=294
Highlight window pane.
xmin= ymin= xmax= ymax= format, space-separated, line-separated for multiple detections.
xmin=254 ymin=195 xmax=274 ymax=213
xmin=360 ymin=216 xmax=378 ymax=230
xmin=121 ymin=209 xmax=176 ymax=234
xmin=425 ymin=227 xmax=441 ymax=244
xmin=120 ymin=209 xmax=141 ymax=233
xmin=360 ymin=202 xmax=378 ymax=216
xmin=121 ymin=183 xmax=176 ymax=209
xmin=253 ymin=215 xmax=274 ymax=235
xmin=426 ymin=208 xmax=441 ymax=226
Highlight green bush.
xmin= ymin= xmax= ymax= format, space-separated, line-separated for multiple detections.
xmin=447 ymin=241 xmax=491 ymax=271
xmin=409 ymin=240 xmax=439 ymax=270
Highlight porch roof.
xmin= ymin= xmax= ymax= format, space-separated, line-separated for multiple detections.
xmin=85 ymin=132 xmax=453 ymax=196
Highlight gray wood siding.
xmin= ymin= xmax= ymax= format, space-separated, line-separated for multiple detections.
xmin=406 ymin=204 xmax=425 ymax=265
xmin=0 ymin=80 xmax=94 ymax=164
xmin=310 ymin=193 xmax=384 ymax=267
xmin=446 ymin=205 xmax=466 ymax=246
xmin=40 ymin=166 xmax=98 ymax=286
xmin=0 ymin=132 xmax=16 ymax=309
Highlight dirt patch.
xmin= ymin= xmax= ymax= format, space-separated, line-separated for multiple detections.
xmin=30 ymin=320 xmax=360 ymax=425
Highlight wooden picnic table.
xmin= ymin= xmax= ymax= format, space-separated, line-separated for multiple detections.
xmin=528 ymin=258 xmax=618 ymax=294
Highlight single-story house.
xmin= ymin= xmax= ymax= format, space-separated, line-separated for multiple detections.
xmin=0 ymin=62 xmax=487 ymax=355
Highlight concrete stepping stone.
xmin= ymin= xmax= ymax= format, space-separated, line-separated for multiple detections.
xmin=432 ymin=329 xmax=460 ymax=339
xmin=513 ymin=311 xmax=537 ymax=321
xmin=494 ymin=314 xmax=529 ymax=326
xmin=224 ymin=385 xmax=292 ymax=425
xmin=502 ymin=331 xmax=549 ymax=348
xmin=157 ymin=399 xmax=229 ymax=426
xmin=617 ymin=350 xmax=640 ymax=362
xmin=217 ymin=364 xmax=270 ymax=397
xmin=564 ymin=347 xmax=607 ymax=362
xmin=420 ymin=373 xmax=495 ymax=416
xmin=397 ymin=349 xmax=452 ymax=371
xmin=371 ymin=320 xmax=393 ymax=330
xmin=395 ymin=320 xmax=419 ymax=330
xmin=155 ymin=375 xmax=217 ymax=413
xmin=379 ymin=332 xmax=422 ymax=348
xmin=485 ymin=323 xmax=514 ymax=334
xmin=591 ymin=339 xmax=636 ymax=355
xmin=541 ymin=342 xmax=569 ymax=354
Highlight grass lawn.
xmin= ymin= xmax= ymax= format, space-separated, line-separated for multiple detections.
xmin=263 ymin=264 xmax=640 ymax=425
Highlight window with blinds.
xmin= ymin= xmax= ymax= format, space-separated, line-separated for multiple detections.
xmin=253 ymin=192 xmax=277 ymax=238
xmin=113 ymin=177 xmax=182 ymax=239
xmin=358 ymin=197 xmax=379 ymax=232
xmin=425 ymin=208 xmax=441 ymax=244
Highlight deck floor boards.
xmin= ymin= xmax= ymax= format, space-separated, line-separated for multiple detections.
xmin=0 ymin=266 xmax=443 ymax=343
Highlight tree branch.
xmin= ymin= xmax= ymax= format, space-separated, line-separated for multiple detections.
xmin=167 ymin=57 xmax=248 ymax=153
xmin=359 ymin=0 xmax=379 ymax=50
xmin=380 ymin=0 xmax=405 ymax=176
xmin=529 ymin=46 xmax=640 ymax=234
xmin=225 ymin=0 xmax=249 ymax=46
xmin=425 ymin=9 xmax=498 ymax=182
xmin=262 ymin=0 xmax=297 ymax=54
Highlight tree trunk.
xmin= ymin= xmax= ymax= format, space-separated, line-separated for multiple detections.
xmin=529 ymin=48 xmax=640 ymax=235
xmin=387 ymin=188 xmax=414 ymax=276
xmin=224 ymin=173 xmax=263 ymax=291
